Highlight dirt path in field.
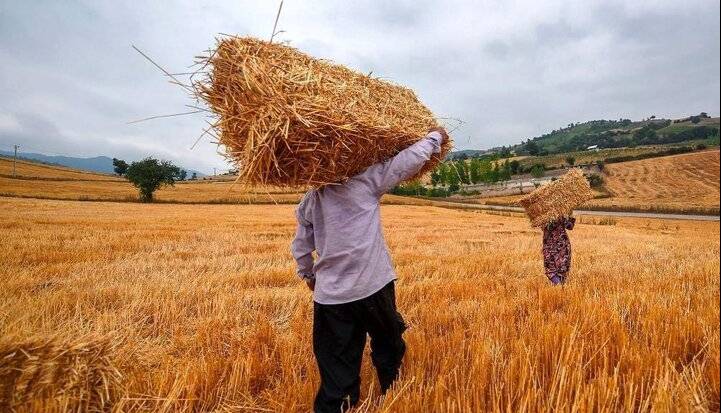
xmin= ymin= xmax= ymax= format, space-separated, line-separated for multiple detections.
xmin=427 ymin=202 xmax=721 ymax=221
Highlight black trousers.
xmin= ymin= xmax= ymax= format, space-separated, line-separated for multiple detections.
xmin=313 ymin=281 xmax=407 ymax=413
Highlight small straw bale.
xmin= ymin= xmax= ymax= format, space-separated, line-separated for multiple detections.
xmin=194 ymin=36 xmax=452 ymax=187
xmin=0 ymin=334 xmax=123 ymax=411
xmin=519 ymin=168 xmax=594 ymax=227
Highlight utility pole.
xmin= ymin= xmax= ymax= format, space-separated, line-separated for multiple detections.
xmin=213 ymin=167 xmax=217 ymax=177
xmin=13 ymin=145 xmax=19 ymax=177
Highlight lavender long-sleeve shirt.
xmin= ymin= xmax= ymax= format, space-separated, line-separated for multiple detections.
xmin=291 ymin=132 xmax=444 ymax=304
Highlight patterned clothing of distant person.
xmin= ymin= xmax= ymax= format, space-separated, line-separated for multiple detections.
xmin=542 ymin=216 xmax=576 ymax=284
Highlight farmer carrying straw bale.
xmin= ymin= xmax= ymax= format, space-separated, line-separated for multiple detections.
xmin=194 ymin=36 xmax=451 ymax=412
xmin=542 ymin=215 xmax=576 ymax=285
xmin=292 ymin=127 xmax=448 ymax=412
xmin=519 ymin=169 xmax=593 ymax=286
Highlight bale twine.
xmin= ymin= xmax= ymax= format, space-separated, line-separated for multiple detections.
xmin=519 ymin=169 xmax=594 ymax=227
xmin=0 ymin=334 xmax=124 ymax=412
xmin=194 ymin=36 xmax=452 ymax=187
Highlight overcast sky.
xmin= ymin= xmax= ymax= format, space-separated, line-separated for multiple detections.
xmin=1 ymin=1 xmax=719 ymax=173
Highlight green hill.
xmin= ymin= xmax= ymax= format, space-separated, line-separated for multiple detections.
xmin=517 ymin=113 xmax=719 ymax=155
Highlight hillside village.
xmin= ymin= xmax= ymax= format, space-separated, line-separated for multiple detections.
xmin=387 ymin=113 xmax=719 ymax=199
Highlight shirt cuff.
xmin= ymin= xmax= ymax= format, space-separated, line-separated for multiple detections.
xmin=298 ymin=271 xmax=315 ymax=280
xmin=426 ymin=131 xmax=443 ymax=154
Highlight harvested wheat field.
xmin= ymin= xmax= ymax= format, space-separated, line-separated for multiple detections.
xmin=0 ymin=196 xmax=718 ymax=412
xmin=0 ymin=159 xmax=472 ymax=208
xmin=0 ymin=175 xmax=305 ymax=204
xmin=592 ymin=150 xmax=720 ymax=214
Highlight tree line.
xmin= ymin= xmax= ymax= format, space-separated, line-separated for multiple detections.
xmin=429 ymin=159 xmax=525 ymax=191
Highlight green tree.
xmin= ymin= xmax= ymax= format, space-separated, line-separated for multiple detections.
xmin=178 ymin=170 xmax=188 ymax=181
xmin=447 ymin=165 xmax=461 ymax=192
xmin=565 ymin=156 xmax=576 ymax=166
xmin=468 ymin=158 xmax=482 ymax=184
xmin=191 ymin=172 xmax=198 ymax=180
xmin=530 ymin=164 xmax=545 ymax=178
xmin=498 ymin=147 xmax=512 ymax=158
xmin=391 ymin=180 xmax=426 ymax=196
xmin=634 ymin=126 xmax=657 ymax=140
xmin=430 ymin=168 xmax=442 ymax=187
xmin=478 ymin=159 xmax=493 ymax=183
xmin=454 ymin=160 xmax=470 ymax=185
xmin=125 ymin=158 xmax=181 ymax=202
xmin=509 ymin=160 xmax=521 ymax=175
xmin=112 ymin=158 xmax=128 ymax=176
xmin=437 ymin=162 xmax=451 ymax=186
xmin=499 ymin=161 xmax=512 ymax=181
xmin=525 ymin=140 xmax=541 ymax=156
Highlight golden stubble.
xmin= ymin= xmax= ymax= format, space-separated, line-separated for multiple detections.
xmin=0 ymin=197 xmax=718 ymax=412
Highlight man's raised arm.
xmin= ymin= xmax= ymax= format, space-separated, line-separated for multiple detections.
xmin=355 ymin=128 xmax=447 ymax=197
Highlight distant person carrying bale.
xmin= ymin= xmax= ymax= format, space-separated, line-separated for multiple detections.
xmin=519 ymin=169 xmax=593 ymax=285
xmin=194 ymin=36 xmax=452 ymax=413
xmin=542 ymin=216 xmax=576 ymax=285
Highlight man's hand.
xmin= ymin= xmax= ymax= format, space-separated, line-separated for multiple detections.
xmin=305 ymin=277 xmax=315 ymax=292
xmin=427 ymin=126 xmax=449 ymax=143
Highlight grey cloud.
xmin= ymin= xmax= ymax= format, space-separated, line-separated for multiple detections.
xmin=0 ymin=0 xmax=719 ymax=165
xmin=0 ymin=111 xmax=216 ymax=170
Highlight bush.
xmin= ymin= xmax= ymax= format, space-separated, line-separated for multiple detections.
xmin=587 ymin=173 xmax=605 ymax=189
xmin=509 ymin=160 xmax=521 ymax=175
xmin=391 ymin=183 xmax=452 ymax=197
xmin=530 ymin=164 xmax=545 ymax=178
xmin=427 ymin=188 xmax=450 ymax=197
xmin=390 ymin=183 xmax=424 ymax=196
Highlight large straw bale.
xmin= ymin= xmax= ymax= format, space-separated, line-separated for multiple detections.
xmin=519 ymin=168 xmax=594 ymax=227
xmin=194 ymin=36 xmax=452 ymax=187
